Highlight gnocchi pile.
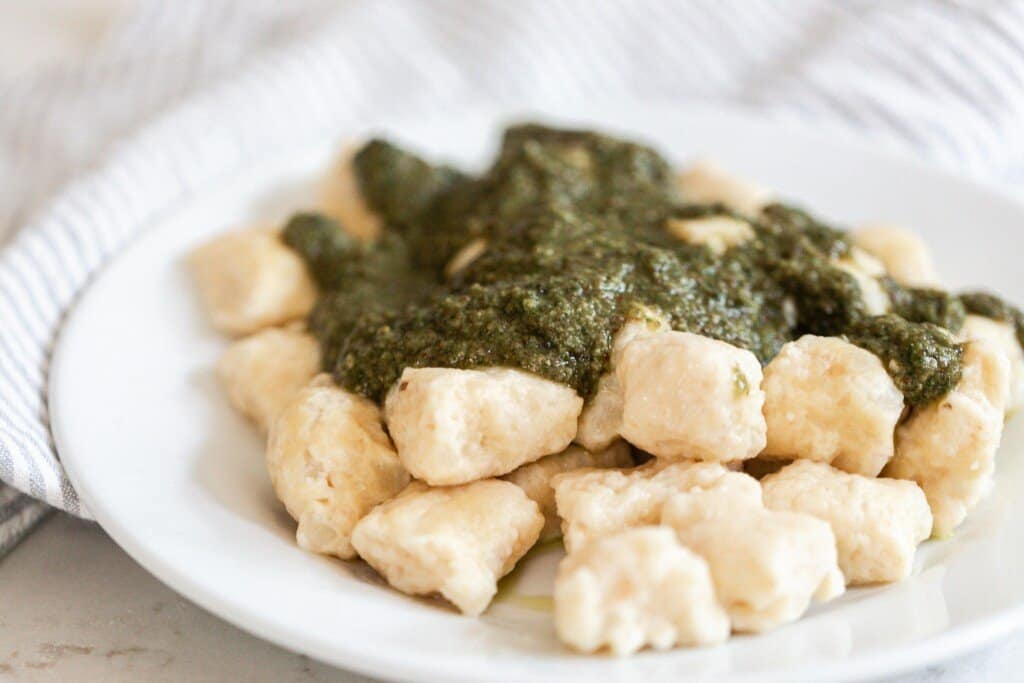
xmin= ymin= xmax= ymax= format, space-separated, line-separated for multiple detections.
xmin=191 ymin=128 xmax=1021 ymax=657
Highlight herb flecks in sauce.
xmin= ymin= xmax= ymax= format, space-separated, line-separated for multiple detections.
xmin=844 ymin=314 xmax=963 ymax=406
xmin=287 ymin=124 xmax=973 ymax=406
xmin=883 ymin=278 xmax=967 ymax=332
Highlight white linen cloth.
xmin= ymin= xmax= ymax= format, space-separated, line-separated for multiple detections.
xmin=2 ymin=0 xmax=1024 ymax=677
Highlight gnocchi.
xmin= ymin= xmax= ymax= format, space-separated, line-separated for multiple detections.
xmin=190 ymin=228 xmax=316 ymax=335
xmin=217 ymin=326 xmax=320 ymax=433
xmin=553 ymin=461 xmax=754 ymax=553
xmin=854 ymin=224 xmax=940 ymax=287
xmin=761 ymin=460 xmax=932 ymax=584
xmin=575 ymin=313 xmax=669 ymax=452
xmin=617 ymin=331 xmax=766 ymax=463
xmin=761 ymin=335 xmax=904 ymax=476
xmin=266 ymin=377 xmax=409 ymax=558
xmin=884 ymin=340 xmax=1010 ymax=537
xmin=960 ymin=314 xmax=1024 ymax=413
xmin=662 ymin=477 xmax=845 ymax=632
xmin=350 ymin=479 xmax=543 ymax=616
xmin=554 ymin=527 xmax=729 ymax=655
xmin=502 ymin=441 xmax=634 ymax=541
xmin=833 ymin=247 xmax=890 ymax=316
xmin=318 ymin=149 xmax=382 ymax=242
xmin=384 ymin=367 xmax=583 ymax=486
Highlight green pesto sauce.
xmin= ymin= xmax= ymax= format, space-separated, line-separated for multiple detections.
xmin=883 ymin=278 xmax=967 ymax=331
xmin=284 ymin=124 xmax=976 ymax=406
xmin=844 ymin=315 xmax=964 ymax=405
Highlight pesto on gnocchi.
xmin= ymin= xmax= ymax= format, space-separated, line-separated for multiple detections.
xmin=191 ymin=123 xmax=1022 ymax=657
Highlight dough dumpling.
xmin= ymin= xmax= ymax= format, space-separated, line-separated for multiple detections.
xmin=217 ymin=326 xmax=320 ymax=433
xmin=553 ymin=461 xmax=759 ymax=553
xmin=190 ymin=228 xmax=316 ymax=335
xmin=884 ymin=340 xmax=1010 ymax=537
xmin=761 ymin=335 xmax=904 ymax=476
xmin=351 ymin=480 xmax=543 ymax=616
xmin=575 ymin=312 xmax=669 ymax=452
xmin=762 ymin=460 xmax=932 ymax=585
xmin=384 ymin=367 xmax=583 ymax=486
xmin=662 ymin=479 xmax=844 ymax=633
xmin=617 ymin=331 xmax=766 ymax=463
xmin=502 ymin=441 xmax=633 ymax=541
xmin=961 ymin=314 xmax=1024 ymax=413
xmin=555 ymin=527 xmax=729 ymax=655
xmin=854 ymin=224 xmax=940 ymax=287
xmin=833 ymin=247 xmax=890 ymax=316
xmin=266 ymin=378 xmax=409 ymax=558
xmin=318 ymin=149 xmax=382 ymax=242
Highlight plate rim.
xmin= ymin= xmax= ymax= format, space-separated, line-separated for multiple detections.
xmin=48 ymin=100 xmax=1024 ymax=682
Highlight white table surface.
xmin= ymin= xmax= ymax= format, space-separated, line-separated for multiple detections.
xmin=0 ymin=515 xmax=373 ymax=682
xmin=1 ymin=2 xmax=1023 ymax=681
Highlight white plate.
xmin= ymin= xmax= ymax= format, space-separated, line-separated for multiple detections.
xmin=50 ymin=103 xmax=1024 ymax=683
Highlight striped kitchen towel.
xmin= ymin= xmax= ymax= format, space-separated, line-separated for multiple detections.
xmin=4 ymin=0 xmax=1024 ymax=555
